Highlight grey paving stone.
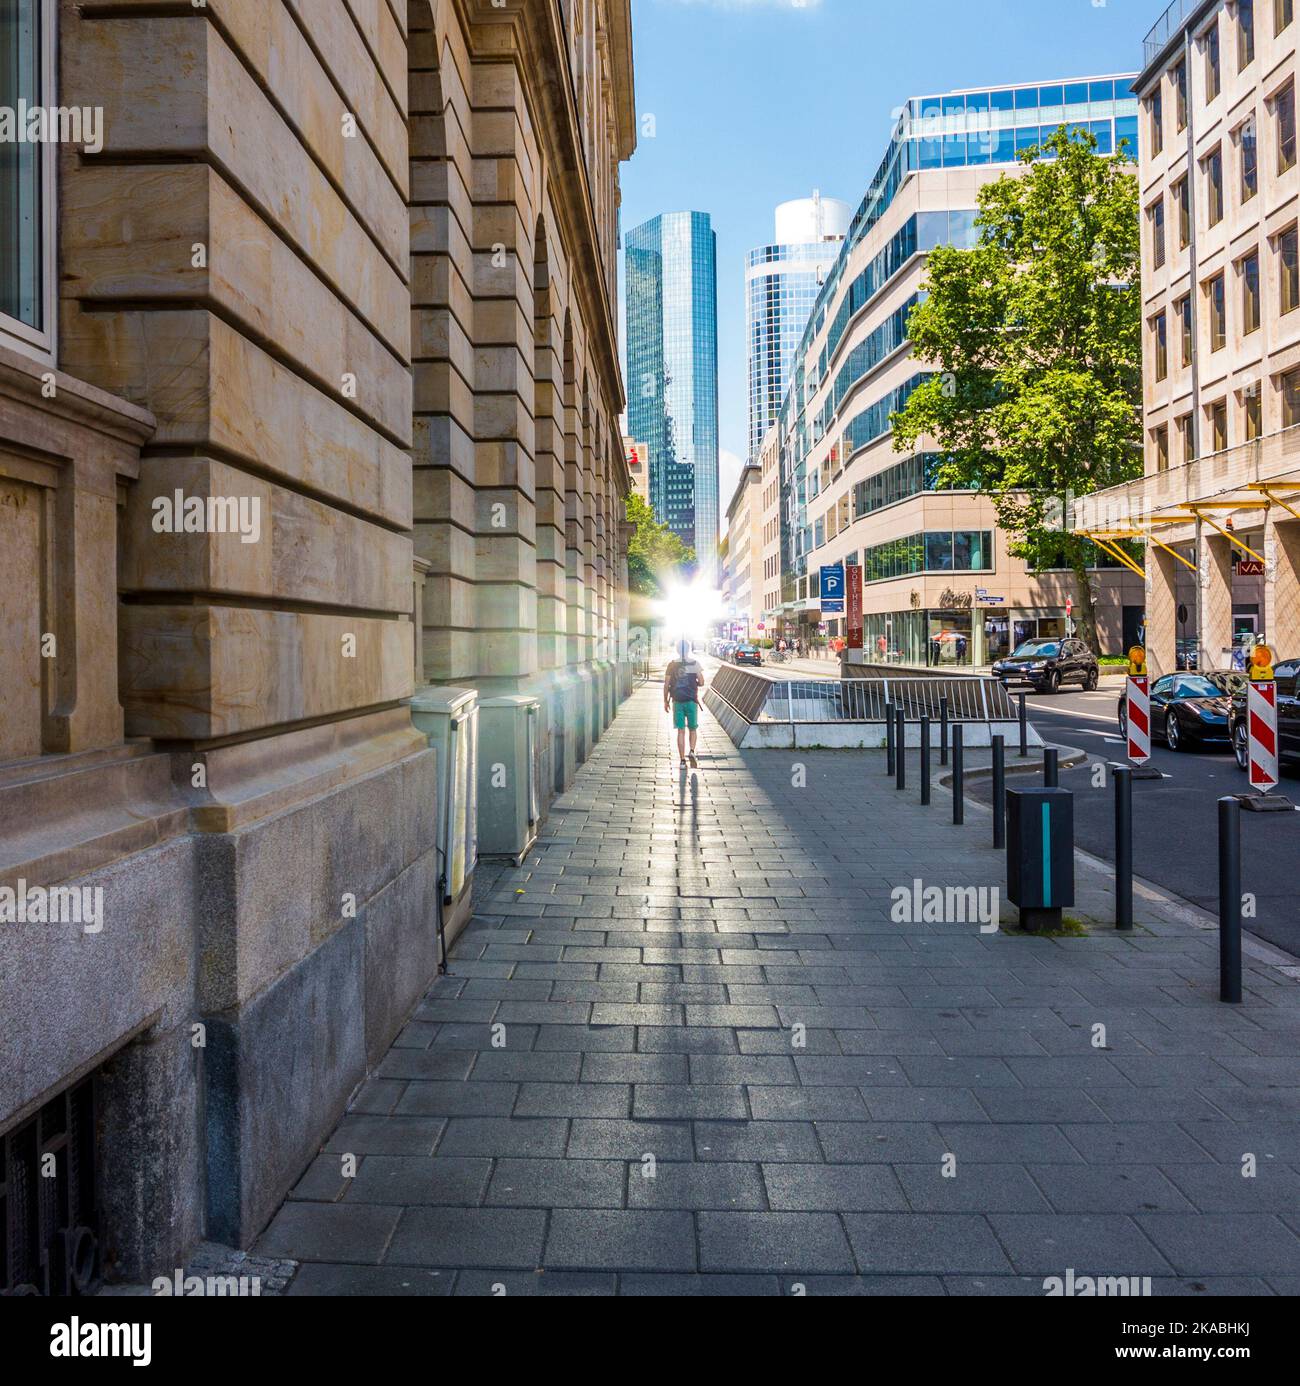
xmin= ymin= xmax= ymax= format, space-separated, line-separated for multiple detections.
xmin=747 ymin=1086 xmax=869 ymax=1120
xmin=345 ymin=1156 xmax=492 ymax=1207
xmin=816 ymin=1122 xmax=944 ymax=1163
xmin=257 ymin=1203 xmax=401 ymax=1264
xmin=894 ymin=1164 xmax=1051 ymax=1213
xmin=452 ymin=1270 xmax=618 ymax=1296
xmin=783 ymin=1275 xmax=947 ymax=1295
xmin=1136 ymin=1214 xmax=1297 ymax=1275
xmin=436 ymin=1118 xmax=569 ymax=1159
xmin=618 ymin=1273 xmax=781 ymax=1295
xmin=566 ymin=1118 xmax=695 ymax=1161
xmin=393 ymin=1081 xmax=518 ymax=1117
xmin=634 ymin=1084 xmax=749 ymax=1120
xmin=988 ymin=1213 xmax=1173 ymax=1275
xmin=698 ymin=1212 xmax=855 ymax=1273
xmin=843 ymin=1213 xmax=1012 ymax=1274
xmin=1161 ymin=1161 xmax=1300 ymax=1212
xmin=1060 ymin=1123 xmax=1219 ymax=1164
xmin=544 ymin=1210 xmax=696 ymax=1271
xmin=689 ymin=1054 xmax=798 ymax=1084
xmin=627 ymin=1161 xmax=767 ymax=1211
xmin=485 ymin=1159 xmax=625 ymax=1209
xmin=859 ymin=1088 xmax=988 ymax=1123
xmin=762 ymin=1163 xmax=908 ymax=1213
xmin=325 ymin=1116 xmax=445 ymax=1156
xmin=1028 ymin=1164 xmax=1195 ymax=1214
xmin=386 ymin=1207 xmax=547 ymax=1269
xmin=468 ymin=1051 xmax=583 ymax=1083
xmin=514 ymin=1083 xmax=631 ymax=1118
xmin=693 ymin=1121 xmax=823 ymax=1163
xmin=286 ymin=1264 xmax=455 ymax=1296
xmin=581 ymin=1052 xmax=690 ymax=1084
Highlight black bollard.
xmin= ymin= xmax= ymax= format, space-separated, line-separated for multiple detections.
xmin=992 ymin=735 xmax=1006 ymax=850
xmin=1018 ymin=693 xmax=1029 ymax=759
xmin=939 ymin=696 xmax=950 ymax=767
xmin=895 ymin=707 xmax=906 ymax=791
xmin=885 ymin=699 xmax=895 ymax=777
xmin=1114 ymin=765 xmax=1133 ymax=932
xmin=1043 ymin=748 xmax=1059 ymax=788
xmin=952 ymin=725 xmax=965 ymax=825
xmin=1218 ymin=797 xmax=1243 ymax=1004
xmin=920 ymin=714 xmax=931 ymax=806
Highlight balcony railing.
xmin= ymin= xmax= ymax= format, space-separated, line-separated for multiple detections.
xmin=1074 ymin=425 xmax=1300 ymax=535
xmin=1143 ymin=0 xmax=1202 ymax=69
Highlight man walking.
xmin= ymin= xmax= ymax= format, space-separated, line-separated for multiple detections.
xmin=664 ymin=639 xmax=705 ymax=767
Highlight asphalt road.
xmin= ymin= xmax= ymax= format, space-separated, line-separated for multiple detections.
xmin=977 ymin=686 xmax=1300 ymax=960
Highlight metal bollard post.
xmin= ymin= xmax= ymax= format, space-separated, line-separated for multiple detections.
xmin=1043 ymin=748 xmax=1059 ymax=788
xmin=1018 ymin=693 xmax=1029 ymax=759
xmin=939 ymin=696 xmax=950 ymax=767
xmin=992 ymin=735 xmax=1006 ymax=850
xmin=885 ymin=700 xmax=895 ymax=778
xmin=952 ymin=725 xmax=965 ymax=825
xmin=895 ymin=707 xmax=906 ymax=791
xmin=920 ymin=714 xmax=931 ymax=806
xmin=1114 ymin=765 xmax=1133 ymax=932
xmin=1218 ymin=797 xmax=1242 ymax=1004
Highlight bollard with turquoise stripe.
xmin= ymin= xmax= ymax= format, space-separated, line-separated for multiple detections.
xmin=1005 ymin=787 xmax=1074 ymax=933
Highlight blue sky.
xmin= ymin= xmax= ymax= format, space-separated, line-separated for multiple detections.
xmin=620 ymin=0 xmax=1153 ymax=514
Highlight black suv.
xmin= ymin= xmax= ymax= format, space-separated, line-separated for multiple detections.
xmin=992 ymin=637 xmax=1099 ymax=694
xmin=1228 ymin=659 xmax=1300 ymax=771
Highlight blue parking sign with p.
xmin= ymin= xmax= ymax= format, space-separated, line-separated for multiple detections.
xmin=821 ymin=563 xmax=845 ymax=614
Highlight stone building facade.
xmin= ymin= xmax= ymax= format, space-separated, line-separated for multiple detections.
xmin=1079 ymin=1 xmax=1300 ymax=674
xmin=0 ymin=0 xmax=634 ymax=1287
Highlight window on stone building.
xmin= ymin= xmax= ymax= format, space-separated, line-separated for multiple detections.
xmin=0 ymin=0 xmax=56 ymax=358
xmin=1153 ymin=424 xmax=1169 ymax=473
xmin=1240 ymin=0 xmax=1256 ymax=68
xmin=1152 ymin=312 xmax=1168 ymax=380
xmin=1280 ymin=224 xmax=1300 ymax=313
xmin=1150 ymin=198 xmax=1166 ymax=269
xmin=1178 ymin=293 xmax=1194 ymax=365
xmin=1208 ymin=398 xmax=1229 ymax=453
xmin=1241 ymin=250 xmax=1261 ymax=333
xmin=1204 ymin=146 xmax=1224 ymax=226
xmin=1177 ymin=413 xmax=1195 ymax=463
xmin=1240 ymin=115 xmax=1259 ymax=200
xmin=1243 ymin=387 xmax=1263 ymax=440
xmin=1283 ymin=367 xmax=1300 ymax=427
xmin=1205 ymin=19 xmax=1221 ymax=103
xmin=1277 ymin=0 xmax=1294 ymax=37
xmin=1278 ymin=81 xmax=1297 ymax=172
xmin=1174 ymin=175 xmax=1190 ymax=246
xmin=1206 ymin=271 xmax=1227 ymax=350
xmin=1175 ymin=61 xmax=1189 ymax=132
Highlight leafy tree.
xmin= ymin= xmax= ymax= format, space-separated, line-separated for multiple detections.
xmin=625 ymin=492 xmax=696 ymax=596
xmin=891 ymin=126 xmax=1142 ymax=652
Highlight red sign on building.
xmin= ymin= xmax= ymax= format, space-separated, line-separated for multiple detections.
xmin=846 ymin=564 xmax=864 ymax=649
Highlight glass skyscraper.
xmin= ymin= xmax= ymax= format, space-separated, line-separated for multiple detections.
xmin=746 ymin=193 xmax=850 ymax=463
xmin=625 ymin=211 xmax=720 ymax=585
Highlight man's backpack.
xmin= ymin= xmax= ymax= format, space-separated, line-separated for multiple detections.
xmin=671 ymin=660 xmax=700 ymax=703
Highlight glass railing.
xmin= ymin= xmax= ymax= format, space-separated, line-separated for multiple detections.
xmin=1144 ymin=0 xmax=1197 ymax=68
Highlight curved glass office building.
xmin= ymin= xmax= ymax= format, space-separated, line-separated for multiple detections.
xmin=746 ymin=194 xmax=850 ymax=463
xmin=755 ymin=76 xmax=1145 ymax=665
xmin=625 ymin=211 xmax=720 ymax=584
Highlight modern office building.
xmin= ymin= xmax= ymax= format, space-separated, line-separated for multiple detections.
xmin=759 ymin=75 xmax=1146 ymax=666
xmin=625 ymin=211 xmax=721 ymax=584
xmin=1077 ymin=0 xmax=1300 ymax=674
xmin=0 ymin=0 xmax=635 ymax=1284
xmin=746 ymin=193 xmax=851 ymax=463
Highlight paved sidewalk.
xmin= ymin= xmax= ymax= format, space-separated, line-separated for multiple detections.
xmin=257 ymin=685 xmax=1300 ymax=1295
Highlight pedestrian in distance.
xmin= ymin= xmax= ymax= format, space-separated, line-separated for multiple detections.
xmin=664 ymin=639 xmax=705 ymax=768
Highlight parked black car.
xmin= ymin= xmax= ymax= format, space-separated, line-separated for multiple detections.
xmin=1228 ymin=659 xmax=1300 ymax=771
xmin=731 ymin=645 xmax=763 ymax=667
xmin=992 ymin=638 xmax=1099 ymax=694
xmin=1117 ymin=671 xmax=1242 ymax=752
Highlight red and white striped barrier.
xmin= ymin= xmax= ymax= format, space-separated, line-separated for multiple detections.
xmin=1248 ymin=681 xmax=1279 ymax=794
xmin=1126 ymin=676 xmax=1151 ymax=766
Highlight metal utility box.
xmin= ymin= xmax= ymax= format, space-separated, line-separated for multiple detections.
xmin=410 ymin=686 xmax=479 ymax=906
xmin=1006 ymin=787 xmax=1074 ymax=932
xmin=477 ymin=694 xmax=543 ymax=864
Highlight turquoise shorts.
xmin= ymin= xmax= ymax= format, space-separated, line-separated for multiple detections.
xmin=672 ymin=700 xmax=699 ymax=731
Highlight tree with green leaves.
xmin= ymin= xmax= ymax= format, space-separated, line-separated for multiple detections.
xmin=625 ymin=492 xmax=696 ymax=596
xmin=891 ymin=126 xmax=1142 ymax=653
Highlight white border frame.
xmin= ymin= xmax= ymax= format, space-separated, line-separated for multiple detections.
xmin=0 ymin=0 xmax=58 ymax=365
